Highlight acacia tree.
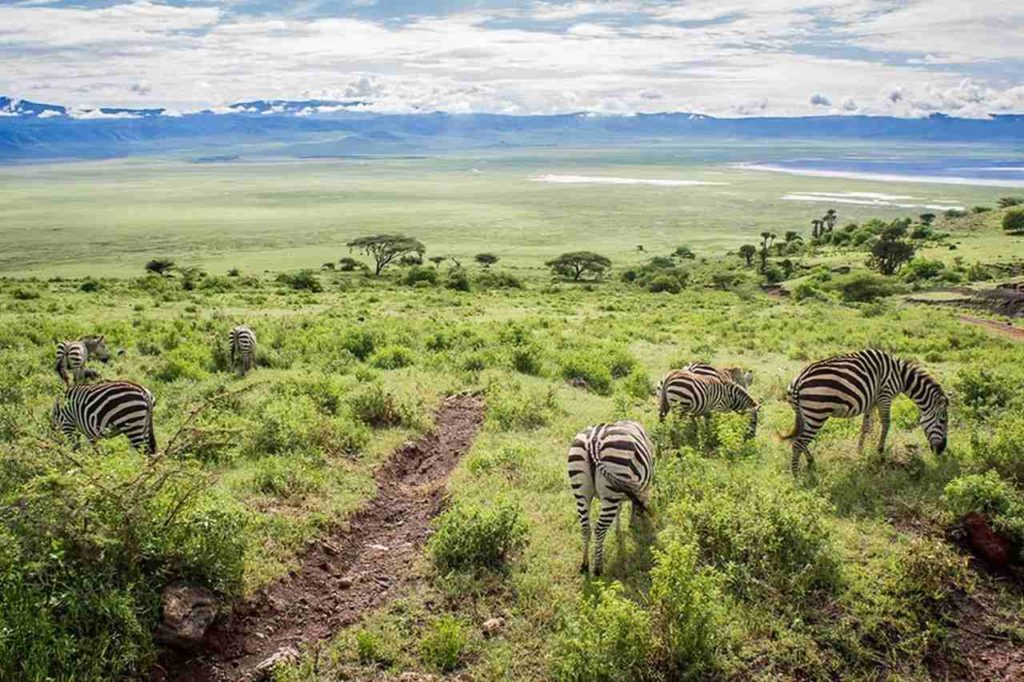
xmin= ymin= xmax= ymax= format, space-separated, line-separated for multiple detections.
xmin=823 ymin=208 xmax=837 ymax=232
xmin=475 ymin=253 xmax=499 ymax=268
xmin=867 ymin=223 xmax=916 ymax=275
xmin=346 ymin=234 xmax=425 ymax=276
xmin=546 ymin=251 xmax=611 ymax=281
xmin=1004 ymin=208 xmax=1024 ymax=235
xmin=919 ymin=213 xmax=936 ymax=226
xmin=738 ymin=244 xmax=757 ymax=267
xmin=145 ymin=258 xmax=175 ymax=277
xmin=429 ymin=256 xmax=447 ymax=268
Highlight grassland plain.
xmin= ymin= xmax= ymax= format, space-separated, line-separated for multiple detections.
xmin=2 ymin=232 xmax=1024 ymax=681
xmin=1 ymin=141 xmax=1018 ymax=278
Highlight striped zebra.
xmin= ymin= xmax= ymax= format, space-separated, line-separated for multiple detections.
xmin=657 ymin=370 xmax=759 ymax=440
xmin=684 ymin=361 xmax=753 ymax=389
xmin=52 ymin=380 xmax=157 ymax=454
xmin=567 ymin=420 xmax=655 ymax=576
xmin=55 ymin=335 xmax=110 ymax=385
xmin=783 ymin=349 xmax=948 ymax=474
xmin=229 ymin=326 xmax=257 ymax=376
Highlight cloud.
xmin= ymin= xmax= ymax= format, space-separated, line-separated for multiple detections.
xmin=0 ymin=0 xmax=1020 ymax=117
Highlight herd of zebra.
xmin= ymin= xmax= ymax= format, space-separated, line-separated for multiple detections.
xmin=570 ymin=349 xmax=949 ymax=575
xmin=50 ymin=326 xmax=257 ymax=455
xmin=46 ymin=330 xmax=950 ymax=579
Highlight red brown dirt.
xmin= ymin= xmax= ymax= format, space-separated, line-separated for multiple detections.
xmin=153 ymin=395 xmax=484 ymax=682
xmin=957 ymin=315 xmax=1024 ymax=341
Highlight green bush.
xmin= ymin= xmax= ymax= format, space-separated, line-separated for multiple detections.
xmin=369 ymin=345 xmax=414 ymax=369
xmin=1003 ymin=208 xmax=1024 ymax=234
xmin=955 ymin=366 xmax=1017 ymax=418
xmin=477 ymin=271 xmax=523 ymax=289
xmin=445 ymin=268 xmax=472 ymax=292
xmin=944 ymin=471 xmax=1024 ymax=549
xmin=340 ymin=328 xmax=377 ymax=360
xmin=251 ymin=456 xmax=325 ymax=499
xmin=348 ymin=382 xmax=414 ymax=428
xmin=550 ymin=582 xmax=654 ymax=682
xmin=403 ymin=265 xmax=438 ymax=286
xmin=559 ymin=350 xmax=613 ymax=395
xmin=276 ymin=270 xmax=323 ymax=292
xmin=510 ymin=343 xmax=544 ymax=375
xmin=355 ymin=628 xmax=395 ymax=666
xmin=825 ymin=271 xmax=901 ymax=303
xmin=428 ymin=499 xmax=528 ymax=573
xmin=648 ymin=275 xmax=682 ymax=294
xmin=486 ymin=380 xmax=560 ymax=431
xmin=420 ymin=614 xmax=470 ymax=673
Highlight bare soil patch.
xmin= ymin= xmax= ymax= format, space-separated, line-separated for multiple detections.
xmin=154 ymin=395 xmax=484 ymax=682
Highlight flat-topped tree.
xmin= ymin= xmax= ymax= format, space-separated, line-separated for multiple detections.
xmin=475 ymin=253 xmax=499 ymax=268
xmin=347 ymin=234 xmax=425 ymax=276
xmin=145 ymin=258 xmax=175 ymax=277
xmin=546 ymin=251 xmax=611 ymax=281
xmin=739 ymin=244 xmax=756 ymax=267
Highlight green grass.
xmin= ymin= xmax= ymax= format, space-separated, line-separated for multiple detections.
xmin=0 ymin=142 xmax=1016 ymax=277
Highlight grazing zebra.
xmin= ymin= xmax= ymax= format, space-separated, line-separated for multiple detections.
xmin=52 ymin=380 xmax=157 ymax=454
xmin=55 ymin=335 xmax=110 ymax=385
xmin=657 ymin=370 xmax=759 ymax=439
xmin=567 ymin=420 xmax=654 ymax=576
xmin=229 ymin=326 xmax=257 ymax=376
xmin=684 ymin=361 xmax=754 ymax=388
xmin=783 ymin=349 xmax=948 ymax=474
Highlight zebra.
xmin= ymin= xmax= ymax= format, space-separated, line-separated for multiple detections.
xmin=52 ymin=380 xmax=157 ymax=454
xmin=684 ymin=361 xmax=753 ymax=388
xmin=55 ymin=335 xmax=110 ymax=385
xmin=229 ymin=326 xmax=257 ymax=376
xmin=567 ymin=420 xmax=654 ymax=576
xmin=783 ymin=349 xmax=948 ymax=475
xmin=657 ymin=370 xmax=759 ymax=440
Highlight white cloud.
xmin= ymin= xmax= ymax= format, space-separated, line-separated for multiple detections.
xmin=0 ymin=0 xmax=1020 ymax=117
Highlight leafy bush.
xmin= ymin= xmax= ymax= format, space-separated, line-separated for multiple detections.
xmin=486 ymin=380 xmax=560 ymax=430
xmin=477 ymin=271 xmax=523 ymax=289
xmin=428 ymin=499 xmax=528 ymax=573
xmin=944 ymin=471 xmax=1024 ymax=550
xmin=340 ymin=328 xmax=377 ymax=360
xmin=251 ymin=456 xmax=324 ymax=499
xmin=355 ymin=628 xmax=395 ymax=667
xmin=445 ymin=268 xmax=472 ymax=292
xmin=550 ymin=582 xmax=654 ymax=682
xmin=825 ymin=271 xmax=901 ymax=303
xmin=955 ymin=366 xmax=1017 ymax=418
xmin=369 ymin=345 xmax=414 ymax=369
xmin=403 ymin=265 xmax=438 ymax=286
xmin=648 ymin=274 xmax=681 ymax=294
xmin=348 ymin=382 xmax=414 ymax=428
xmin=1003 ymin=208 xmax=1024 ymax=234
xmin=559 ymin=350 xmax=613 ymax=395
xmin=276 ymin=270 xmax=323 ymax=292
xmin=510 ymin=343 xmax=544 ymax=375
xmin=420 ymin=615 xmax=470 ymax=673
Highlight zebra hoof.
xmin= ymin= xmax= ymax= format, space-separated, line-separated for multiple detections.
xmin=579 ymin=562 xmax=589 ymax=575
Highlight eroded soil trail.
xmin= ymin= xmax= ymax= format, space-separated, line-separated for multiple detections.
xmin=957 ymin=315 xmax=1024 ymax=341
xmin=156 ymin=395 xmax=484 ymax=682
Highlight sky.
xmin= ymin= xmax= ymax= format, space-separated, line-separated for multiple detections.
xmin=2 ymin=0 xmax=1023 ymax=118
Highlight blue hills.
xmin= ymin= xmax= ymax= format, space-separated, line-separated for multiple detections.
xmin=1 ymin=96 xmax=1022 ymax=163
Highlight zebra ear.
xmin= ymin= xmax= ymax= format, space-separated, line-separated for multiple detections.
xmin=98 ymin=334 xmax=105 ymax=342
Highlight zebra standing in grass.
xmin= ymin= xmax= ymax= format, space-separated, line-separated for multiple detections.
xmin=55 ymin=335 xmax=110 ymax=385
xmin=229 ymin=325 xmax=257 ymax=376
xmin=657 ymin=370 xmax=759 ymax=439
xmin=52 ymin=380 xmax=156 ymax=454
xmin=684 ymin=361 xmax=754 ymax=389
xmin=568 ymin=420 xmax=654 ymax=576
xmin=783 ymin=348 xmax=948 ymax=475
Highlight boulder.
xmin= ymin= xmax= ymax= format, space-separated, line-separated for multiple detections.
xmin=964 ymin=512 xmax=1010 ymax=568
xmin=154 ymin=584 xmax=219 ymax=649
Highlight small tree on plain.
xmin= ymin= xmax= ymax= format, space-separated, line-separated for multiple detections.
xmin=867 ymin=223 xmax=916 ymax=275
xmin=145 ymin=258 xmax=175 ymax=277
xmin=997 ymin=197 xmax=1023 ymax=209
xmin=475 ymin=253 xmax=499 ymax=268
xmin=429 ymin=256 xmax=447 ymax=268
xmin=546 ymin=252 xmax=612 ymax=281
xmin=673 ymin=246 xmax=696 ymax=260
xmin=919 ymin=213 xmax=936 ymax=226
xmin=738 ymin=245 xmax=757 ymax=267
xmin=346 ymin=234 xmax=425 ymax=276
xmin=1003 ymin=208 xmax=1024 ymax=235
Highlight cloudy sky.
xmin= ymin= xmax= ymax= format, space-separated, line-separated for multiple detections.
xmin=2 ymin=0 xmax=1023 ymax=117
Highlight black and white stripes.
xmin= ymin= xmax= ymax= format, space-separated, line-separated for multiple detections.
xmin=229 ymin=325 xmax=257 ymax=376
xmin=52 ymin=380 xmax=157 ymax=454
xmin=784 ymin=348 xmax=948 ymax=474
xmin=568 ymin=420 xmax=654 ymax=576
xmin=55 ymin=335 xmax=109 ymax=385
xmin=657 ymin=369 xmax=759 ymax=439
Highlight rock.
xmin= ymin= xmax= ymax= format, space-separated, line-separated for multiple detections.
xmin=338 ymin=576 xmax=354 ymax=589
xmin=154 ymin=584 xmax=219 ymax=649
xmin=398 ymin=673 xmax=437 ymax=682
xmin=321 ymin=540 xmax=340 ymax=556
xmin=251 ymin=646 xmax=301 ymax=681
xmin=964 ymin=512 xmax=1010 ymax=568
xmin=482 ymin=617 xmax=506 ymax=639
xmin=569 ymin=377 xmax=589 ymax=389
xmin=368 ymin=543 xmax=390 ymax=551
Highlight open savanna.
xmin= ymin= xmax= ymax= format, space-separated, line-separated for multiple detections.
xmin=0 ymin=141 xmax=1016 ymax=278
xmin=2 ymin=249 xmax=1024 ymax=680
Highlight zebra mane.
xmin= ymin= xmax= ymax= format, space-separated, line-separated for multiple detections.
xmin=900 ymin=360 xmax=946 ymax=406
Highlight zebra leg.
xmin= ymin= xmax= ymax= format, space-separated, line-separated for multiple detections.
xmin=593 ymin=498 xmax=621 ymax=577
xmin=856 ymin=411 xmax=874 ymax=453
xmin=575 ymin=495 xmax=591 ymax=574
xmin=876 ymin=400 xmax=892 ymax=455
xmin=745 ymin=409 xmax=758 ymax=441
xmin=791 ymin=417 xmax=826 ymax=475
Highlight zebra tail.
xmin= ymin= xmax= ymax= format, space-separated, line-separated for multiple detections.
xmin=596 ymin=461 xmax=648 ymax=515
xmin=146 ymin=394 xmax=157 ymax=455
xmin=777 ymin=405 xmax=803 ymax=442
xmin=658 ymin=379 xmax=670 ymax=421
xmin=55 ymin=354 xmax=69 ymax=385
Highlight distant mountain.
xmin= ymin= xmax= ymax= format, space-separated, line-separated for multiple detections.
xmin=1 ymin=95 xmax=1022 ymax=163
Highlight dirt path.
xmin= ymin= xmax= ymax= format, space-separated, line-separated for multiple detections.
xmin=958 ymin=315 xmax=1024 ymax=341
xmin=154 ymin=395 xmax=484 ymax=682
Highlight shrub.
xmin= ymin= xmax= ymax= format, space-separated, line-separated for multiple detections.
xmin=79 ymin=278 xmax=102 ymax=292
xmin=1003 ymin=208 xmax=1024 ymax=234
xmin=420 ymin=615 xmax=470 ymax=673
xmin=648 ymin=275 xmax=681 ymax=294
xmin=476 ymin=271 xmax=523 ymax=289
xmin=403 ymin=265 xmax=438 ymax=286
xmin=355 ymin=628 xmax=395 ymax=667
xmin=348 ymin=382 xmax=413 ymax=428
xmin=826 ymin=271 xmax=901 ymax=303
xmin=251 ymin=456 xmax=324 ymax=499
xmin=276 ymin=270 xmax=323 ymax=292
xmin=559 ymin=350 xmax=613 ymax=395
xmin=428 ymin=499 xmax=528 ymax=573
xmin=510 ymin=343 xmax=544 ymax=375
xmin=944 ymin=471 xmax=1024 ymax=549
xmin=486 ymin=380 xmax=560 ymax=430
xmin=338 ymin=257 xmax=362 ymax=272
xmin=10 ymin=288 xmax=40 ymax=300
xmin=445 ymin=268 xmax=472 ymax=292
xmin=649 ymin=538 xmax=723 ymax=678
xmin=550 ymin=582 xmax=654 ymax=682
xmin=370 ymin=345 xmax=414 ymax=369
xmin=340 ymin=328 xmax=377 ymax=360
xmin=955 ymin=366 xmax=1017 ymax=418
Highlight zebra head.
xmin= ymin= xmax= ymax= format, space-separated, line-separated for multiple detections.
xmin=920 ymin=395 xmax=948 ymax=455
xmin=84 ymin=335 xmax=110 ymax=363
